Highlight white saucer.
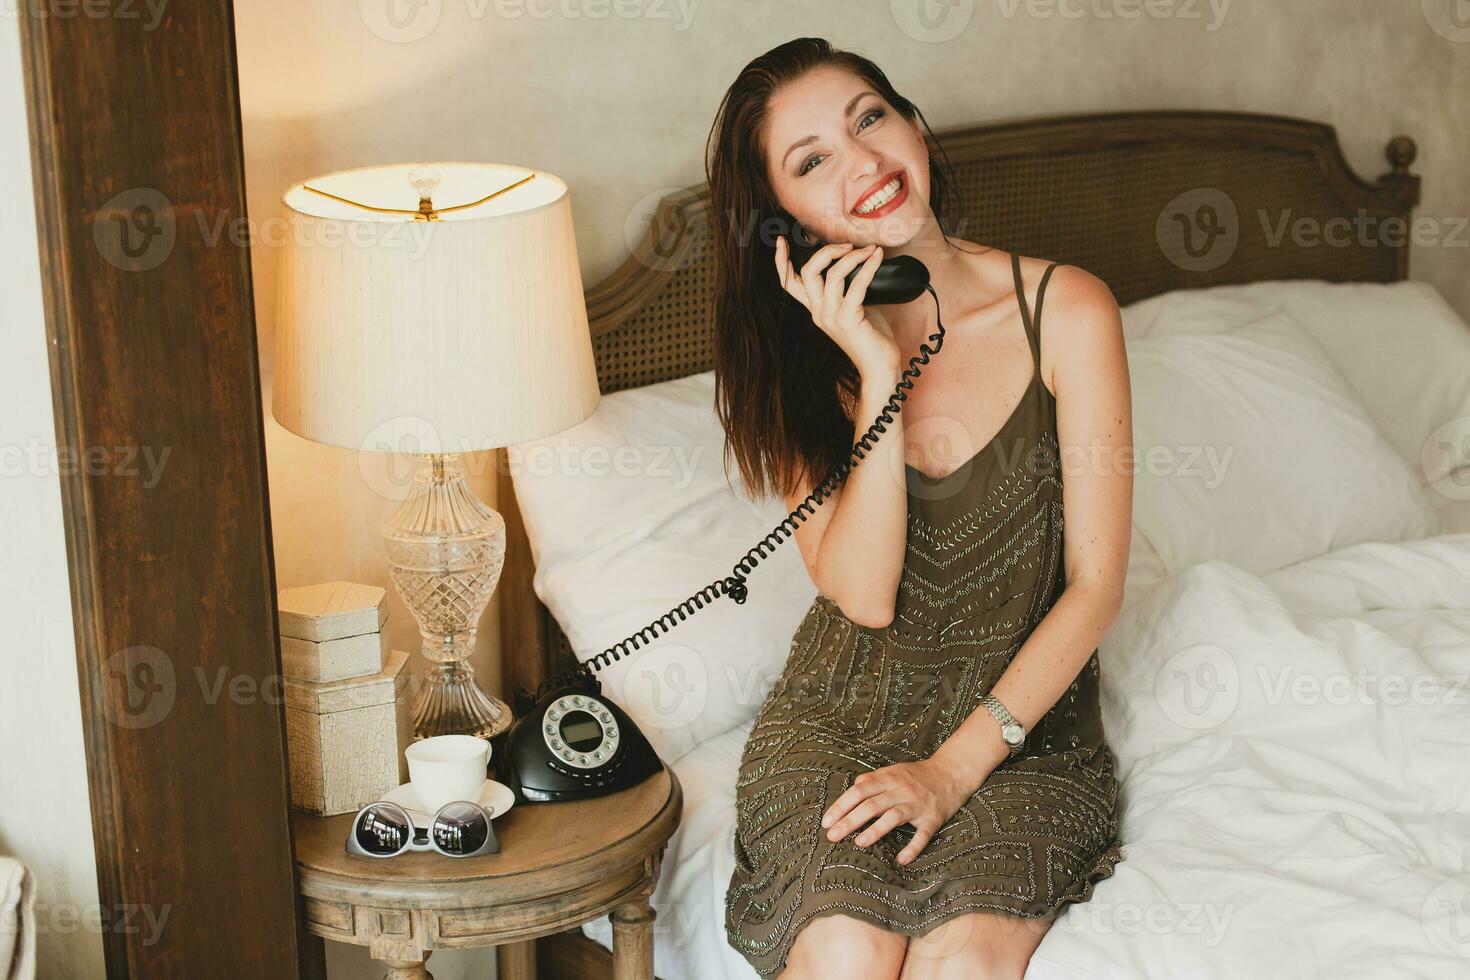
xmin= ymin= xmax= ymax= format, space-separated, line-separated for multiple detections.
xmin=382 ymin=779 xmax=516 ymax=828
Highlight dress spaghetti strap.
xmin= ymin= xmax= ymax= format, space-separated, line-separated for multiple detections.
xmin=1011 ymin=252 xmax=1061 ymax=373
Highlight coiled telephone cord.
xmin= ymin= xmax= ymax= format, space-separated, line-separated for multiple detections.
xmin=535 ymin=284 xmax=946 ymax=700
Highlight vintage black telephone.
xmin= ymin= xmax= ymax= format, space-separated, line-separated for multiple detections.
xmin=784 ymin=220 xmax=930 ymax=305
xmin=501 ymin=220 xmax=947 ymax=803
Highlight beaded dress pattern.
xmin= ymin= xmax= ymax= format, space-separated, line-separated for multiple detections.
xmin=724 ymin=254 xmax=1124 ymax=977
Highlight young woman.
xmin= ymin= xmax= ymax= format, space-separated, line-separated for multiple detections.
xmin=710 ymin=39 xmax=1133 ymax=979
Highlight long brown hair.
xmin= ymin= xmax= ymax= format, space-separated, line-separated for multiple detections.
xmin=705 ymin=36 xmax=961 ymax=503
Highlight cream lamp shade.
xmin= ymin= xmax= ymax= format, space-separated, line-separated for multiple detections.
xmin=270 ymin=161 xmax=601 ymax=742
xmin=272 ymin=161 xmax=601 ymax=453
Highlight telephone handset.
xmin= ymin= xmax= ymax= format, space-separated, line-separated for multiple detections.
xmin=501 ymin=224 xmax=945 ymax=804
xmin=784 ymin=222 xmax=931 ymax=306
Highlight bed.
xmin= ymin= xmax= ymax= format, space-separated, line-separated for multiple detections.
xmin=495 ymin=110 xmax=1470 ymax=978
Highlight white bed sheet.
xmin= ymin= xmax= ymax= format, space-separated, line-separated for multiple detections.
xmin=580 ymin=713 xmax=754 ymax=978
xmin=582 ymin=530 xmax=1470 ymax=978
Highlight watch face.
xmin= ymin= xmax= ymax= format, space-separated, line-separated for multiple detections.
xmin=1002 ymin=723 xmax=1024 ymax=743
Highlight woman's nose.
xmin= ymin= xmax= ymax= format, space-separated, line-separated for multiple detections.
xmin=846 ymin=152 xmax=876 ymax=182
xmin=847 ymin=144 xmax=883 ymax=179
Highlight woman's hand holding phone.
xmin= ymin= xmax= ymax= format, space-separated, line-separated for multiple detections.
xmin=776 ymin=236 xmax=901 ymax=381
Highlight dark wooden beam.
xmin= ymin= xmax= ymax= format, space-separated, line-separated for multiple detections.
xmin=17 ymin=2 xmax=321 ymax=975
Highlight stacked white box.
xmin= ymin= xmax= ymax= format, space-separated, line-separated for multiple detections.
xmin=278 ymin=581 xmax=389 ymax=681
xmin=278 ymin=581 xmax=406 ymax=815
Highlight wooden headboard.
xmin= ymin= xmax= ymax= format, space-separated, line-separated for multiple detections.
xmin=497 ymin=108 xmax=1421 ymax=702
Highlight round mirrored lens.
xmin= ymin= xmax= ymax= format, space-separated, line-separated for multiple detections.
xmin=354 ymin=803 xmax=412 ymax=856
xmin=431 ymin=802 xmax=489 ymax=855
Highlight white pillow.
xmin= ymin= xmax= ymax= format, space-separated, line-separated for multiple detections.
xmin=1122 ymin=278 xmax=1470 ymax=490
xmin=509 ymin=370 xmax=815 ymax=764
xmin=1127 ymin=310 xmax=1440 ymax=576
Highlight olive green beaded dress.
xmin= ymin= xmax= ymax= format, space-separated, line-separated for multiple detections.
xmin=724 ymin=254 xmax=1124 ymax=977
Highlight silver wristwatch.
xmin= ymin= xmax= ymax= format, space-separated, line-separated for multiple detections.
xmin=979 ymin=694 xmax=1026 ymax=758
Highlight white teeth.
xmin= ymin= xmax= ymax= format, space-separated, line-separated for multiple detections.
xmin=854 ymin=175 xmax=902 ymax=215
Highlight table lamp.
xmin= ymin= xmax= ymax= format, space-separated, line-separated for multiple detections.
xmin=273 ymin=162 xmax=601 ymax=741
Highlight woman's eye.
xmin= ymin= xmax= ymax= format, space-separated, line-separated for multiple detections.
xmin=796 ymin=109 xmax=884 ymax=176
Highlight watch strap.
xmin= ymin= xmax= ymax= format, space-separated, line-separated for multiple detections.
xmin=979 ymin=694 xmax=1025 ymax=756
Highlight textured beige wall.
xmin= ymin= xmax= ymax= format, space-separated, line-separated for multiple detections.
xmin=234 ymin=5 xmax=1464 ymax=975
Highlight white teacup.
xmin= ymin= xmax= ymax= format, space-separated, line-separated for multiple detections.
xmin=405 ymin=735 xmax=490 ymax=812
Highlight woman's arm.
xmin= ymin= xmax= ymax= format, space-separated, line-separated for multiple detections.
xmin=783 ymin=360 xmax=908 ymax=628
xmin=933 ymin=264 xmax=1133 ymax=783
xmin=774 ymin=237 xmax=909 ymax=629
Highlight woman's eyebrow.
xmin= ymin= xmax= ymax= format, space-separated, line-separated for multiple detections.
xmin=780 ymin=90 xmax=880 ymax=168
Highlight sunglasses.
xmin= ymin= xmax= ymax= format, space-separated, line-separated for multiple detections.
xmin=346 ymin=800 xmax=500 ymax=859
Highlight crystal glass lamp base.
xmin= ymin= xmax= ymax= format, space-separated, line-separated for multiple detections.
xmin=413 ymin=658 xmax=509 ymax=741
xmin=383 ymin=453 xmax=512 ymax=742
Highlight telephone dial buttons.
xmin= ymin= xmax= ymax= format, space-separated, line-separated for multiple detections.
xmin=543 ymin=694 xmax=621 ymax=770
xmin=546 ymin=746 xmax=628 ymax=786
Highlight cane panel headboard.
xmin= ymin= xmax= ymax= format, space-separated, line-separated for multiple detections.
xmin=497 ymin=109 xmax=1420 ymax=701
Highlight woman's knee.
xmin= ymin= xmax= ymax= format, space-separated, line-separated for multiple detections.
xmin=784 ymin=912 xmax=908 ymax=980
xmin=899 ymin=912 xmax=1050 ymax=980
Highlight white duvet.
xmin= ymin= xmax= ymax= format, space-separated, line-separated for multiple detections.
xmin=581 ymin=531 xmax=1470 ymax=978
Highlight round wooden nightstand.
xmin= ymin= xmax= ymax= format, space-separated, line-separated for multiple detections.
xmin=291 ymin=768 xmax=682 ymax=980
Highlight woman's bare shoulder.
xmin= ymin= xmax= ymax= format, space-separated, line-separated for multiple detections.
xmin=1030 ymin=262 xmax=1124 ymax=399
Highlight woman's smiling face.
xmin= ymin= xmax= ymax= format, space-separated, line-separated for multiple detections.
xmin=763 ymin=65 xmax=930 ymax=249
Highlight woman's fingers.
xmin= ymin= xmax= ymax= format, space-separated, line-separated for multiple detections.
xmin=821 ymin=770 xmax=877 ymax=828
xmin=821 ymin=244 xmax=877 ymax=318
xmin=820 ymin=762 xmax=949 ymax=864
xmin=837 ymin=246 xmax=885 ymax=319
xmin=777 ymin=238 xmax=886 ymax=358
xmin=774 ymin=236 xmax=810 ymax=308
xmin=827 ymin=242 xmax=878 ymax=281
xmin=798 ymin=241 xmax=854 ymax=295
xmin=853 ymin=806 xmax=910 ymax=848
xmin=897 ymin=825 xmax=933 ymax=865
xmin=825 ymin=794 xmax=888 ymax=843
